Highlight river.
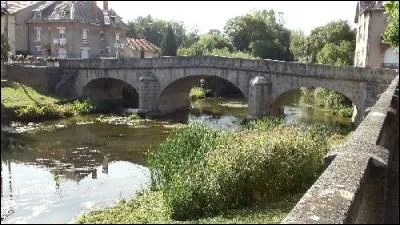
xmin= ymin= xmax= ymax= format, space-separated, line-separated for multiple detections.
xmin=0 ymin=97 xmax=352 ymax=223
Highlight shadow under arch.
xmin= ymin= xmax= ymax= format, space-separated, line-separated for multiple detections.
xmin=81 ymin=78 xmax=139 ymax=109
xmin=158 ymin=75 xmax=246 ymax=115
xmin=271 ymin=87 xmax=358 ymax=125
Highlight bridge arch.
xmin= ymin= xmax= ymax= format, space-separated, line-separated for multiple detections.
xmin=270 ymin=82 xmax=360 ymax=123
xmin=158 ymin=74 xmax=247 ymax=114
xmin=82 ymin=78 xmax=139 ymax=108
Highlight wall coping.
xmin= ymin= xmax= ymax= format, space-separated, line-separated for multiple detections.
xmin=281 ymin=75 xmax=399 ymax=224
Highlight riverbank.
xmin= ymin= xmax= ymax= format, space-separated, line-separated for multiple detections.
xmin=77 ymin=118 xmax=353 ymax=224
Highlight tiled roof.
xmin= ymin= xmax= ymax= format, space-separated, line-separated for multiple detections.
xmin=28 ymin=1 xmax=128 ymax=29
xmin=0 ymin=1 xmax=39 ymax=14
xmin=126 ymin=38 xmax=161 ymax=53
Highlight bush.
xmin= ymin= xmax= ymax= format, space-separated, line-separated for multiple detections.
xmin=70 ymin=100 xmax=94 ymax=115
xmin=147 ymin=119 xmax=330 ymax=220
xmin=15 ymin=104 xmax=44 ymax=121
xmin=129 ymin=113 xmax=142 ymax=120
xmin=189 ymin=87 xmax=206 ymax=101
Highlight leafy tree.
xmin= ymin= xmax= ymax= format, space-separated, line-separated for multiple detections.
xmin=161 ymin=24 xmax=178 ymax=56
xmin=383 ymin=1 xmax=399 ymax=52
xmin=1 ymin=34 xmax=9 ymax=62
xmin=177 ymin=34 xmax=233 ymax=56
xmin=290 ymin=20 xmax=356 ymax=65
xmin=316 ymin=41 xmax=354 ymax=66
xmin=224 ymin=9 xmax=292 ymax=60
xmin=127 ymin=15 xmax=195 ymax=49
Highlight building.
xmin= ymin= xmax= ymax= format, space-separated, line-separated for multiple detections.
xmin=123 ymin=38 xmax=161 ymax=58
xmin=354 ymin=1 xmax=399 ymax=69
xmin=1 ymin=1 xmax=43 ymax=55
xmin=26 ymin=1 xmax=128 ymax=59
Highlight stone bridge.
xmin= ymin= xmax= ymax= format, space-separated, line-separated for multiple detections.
xmin=57 ymin=56 xmax=398 ymax=124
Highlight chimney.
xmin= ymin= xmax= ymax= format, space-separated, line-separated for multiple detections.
xmin=103 ymin=1 xmax=108 ymax=11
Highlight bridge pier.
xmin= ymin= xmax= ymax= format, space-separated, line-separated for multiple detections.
xmin=139 ymin=72 xmax=160 ymax=116
xmin=248 ymin=76 xmax=272 ymax=120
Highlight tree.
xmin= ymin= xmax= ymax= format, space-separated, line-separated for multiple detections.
xmin=1 ymin=34 xmax=9 ymax=62
xmin=161 ymin=24 xmax=178 ymax=56
xmin=223 ymin=9 xmax=292 ymax=60
xmin=383 ymin=1 xmax=399 ymax=52
xmin=290 ymin=20 xmax=356 ymax=65
xmin=177 ymin=33 xmax=233 ymax=56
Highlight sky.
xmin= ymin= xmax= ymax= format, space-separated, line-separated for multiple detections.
xmin=97 ymin=1 xmax=358 ymax=35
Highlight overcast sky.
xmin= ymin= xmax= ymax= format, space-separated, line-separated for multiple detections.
xmin=97 ymin=1 xmax=358 ymax=34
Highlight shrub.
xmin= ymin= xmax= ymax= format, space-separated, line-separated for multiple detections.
xmin=129 ymin=113 xmax=142 ymax=120
xmin=70 ymin=100 xmax=94 ymax=115
xmin=147 ymin=119 xmax=330 ymax=220
xmin=189 ymin=87 xmax=206 ymax=101
xmin=15 ymin=104 xmax=44 ymax=121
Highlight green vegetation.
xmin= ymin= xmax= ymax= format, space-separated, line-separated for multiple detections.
xmin=78 ymin=118 xmax=352 ymax=223
xmin=161 ymin=24 xmax=178 ymax=56
xmin=1 ymin=81 xmax=95 ymax=121
xmin=189 ymin=87 xmax=206 ymax=101
xmin=289 ymin=20 xmax=355 ymax=65
xmin=383 ymin=1 xmax=399 ymax=52
xmin=299 ymin=87 xmax=353 ymax=117
xmin=129 ymin=113 xmax=143 ymax=120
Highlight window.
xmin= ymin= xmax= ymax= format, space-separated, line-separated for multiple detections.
xmin=116 ymin=33 xmax=120 ymax=41
xmin=35 ymin=28 xmax=41 ymax=41
xmin=100 ymin=31 xmax=104 ymax=40
xmin=34 ymin=11 xmax=41 ymax=18
xmin=35 ymin=46 xmax=41 ymax=56
xmin=58 ymin=28 xmax=65 ymax=39
xmin=82 ymin=29 xmax=88 ymax=42
xmin=100 ymin=49 xmax=104 ymax=54
xmin=106 ymin=47 xmax=111 ymax=54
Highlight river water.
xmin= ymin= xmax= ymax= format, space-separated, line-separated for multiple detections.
xmin=0 ymin=98 xmax=352 ymax=224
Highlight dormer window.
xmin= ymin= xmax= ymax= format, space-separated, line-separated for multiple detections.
xmin=35 ymin=11 xmax=41 ymax=18
xmin=82 ymin=29 xmax=88 ymax=42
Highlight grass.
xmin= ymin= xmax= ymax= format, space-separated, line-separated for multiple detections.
xmin=78 ymin=118 xmax=353 ymax=224
xmin=1 ymin=81 xmax=61 ymax=108
xmin=1 ymin=81 xmax=95 ymax=121
xmin=77 ymin=190 xmax=302 ymax=224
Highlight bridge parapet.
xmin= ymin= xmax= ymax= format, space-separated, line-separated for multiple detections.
xmin=58 ymin=56 xmax=397 ymax=83
xmin=281 ymin=75 xmax=399 ymax=224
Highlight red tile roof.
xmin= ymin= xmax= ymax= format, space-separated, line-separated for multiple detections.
xmin=126 ymin=38 xmax=160 ymax=53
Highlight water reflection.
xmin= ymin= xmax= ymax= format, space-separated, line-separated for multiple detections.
xmin=0 ymin=97 xmax=352 ymax=223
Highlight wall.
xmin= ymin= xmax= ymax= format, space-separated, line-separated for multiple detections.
xmin=5 ymin=64 xmax=60 ymax=94
xmin=281 ymin=75 xmax=399 ymax=224
xmin=366 ymin=10 xmax=387 ymax=68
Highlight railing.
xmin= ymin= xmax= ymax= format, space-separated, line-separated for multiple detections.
xmin=281 ymin=75 xmax=399 ymax=224
xmin=7 ymin=59 xmax=59 ymax=67
xmin=382 ymin=63 xmax=399 ymax=69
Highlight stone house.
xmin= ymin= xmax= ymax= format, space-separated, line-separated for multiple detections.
xmin=26 ymin=1 xmax=128 ymax=59
xmin=123 ymin=38 xmax=161 ymax=58
xmin=1 ymin=1 xmax=43 ymax=55
xmin=354 ymin=1 xmax=399 ymax=68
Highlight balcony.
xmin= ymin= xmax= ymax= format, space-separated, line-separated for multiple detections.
xmin=381 ymin=63 xmax=399 ymax=69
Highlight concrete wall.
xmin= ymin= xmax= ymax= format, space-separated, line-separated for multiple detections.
xmin=281 ymin=75 xmax=399 ymax=224
xmin=122 ymin=48 xmax=160 ymax=59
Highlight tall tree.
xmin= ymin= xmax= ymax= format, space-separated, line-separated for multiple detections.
xmin=224 ymin=10 xmax=292 ymax=60
xmin=290 ymin=20 xmax=356 ymax=65
xmin=383 ymin=1 xmax=399 ymax=52
xmin=161 ymin=24 xmax=178 ymax=56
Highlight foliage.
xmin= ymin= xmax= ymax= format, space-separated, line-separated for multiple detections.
xmin=290 ymin=20 xmax=356 ymax=65
xmin=127 ymin=15 xmax=199 ymax=48
xmin=224 ymin=9 xmax=293 ymax=61
xmin=189 ymin=87 xmax=206 ymax=101
xmin=77 ymin=189 xmax=300 ymax=224
xmin=383 ymin=1 xmax=399 ymax=52
xmin=129 ymin=113 xmax=143 ymax=120
xmin=1 ymin=34 xmax=9 ymax=62
xmin=177 ymin=34 xmax=234 ymax=56
xmin=70 ymin=100 xmax=94 ymax=115
xmin=161 ymin=24 xmax=178 ymax=56
xmin=146 ymin=120 xmax=331 ymax=220
xmin=299 ymin=87 xmax=353 ymax=117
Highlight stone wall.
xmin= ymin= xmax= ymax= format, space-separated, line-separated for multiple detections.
xmin=281 ymin=75 xmax=399 ymax=224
